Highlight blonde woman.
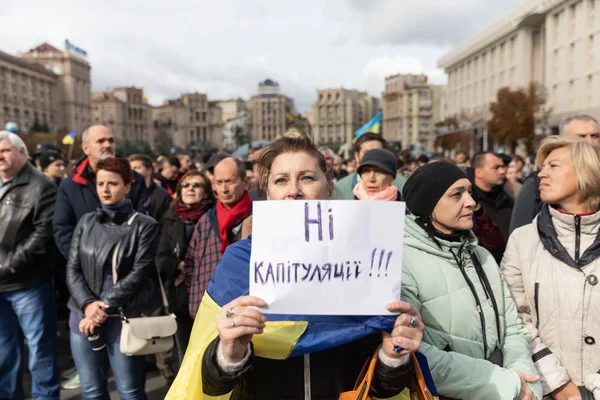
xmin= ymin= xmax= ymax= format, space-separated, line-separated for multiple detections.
xmin=502 ymin=136 xmax=600 ymax=400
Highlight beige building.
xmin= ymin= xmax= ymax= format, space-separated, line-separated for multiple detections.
xmin=438 ymin=0 xmax=600 ymax=131
xmin=0 ymin=41 xmax=91 ymax=134
xmin=246 ymin=79 xmax=295 ymax=141
xmin=216 ymin=98 xmax=245 ymax=123
xmin=92 ymin=87 xmax=151 ymax=143
xmin=311 ymin=89 xmax=380 ymax=146
xmin=382 ymin=74 xmax=444 ymax=150
xmin=19 ymin=42 xmax=91 ymax=134
xmin=151 ymin=92 xmax=224 ymax=150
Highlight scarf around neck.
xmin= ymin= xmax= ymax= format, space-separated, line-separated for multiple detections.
xmin=174 ymin=199 xmax=212 ymax=223
xmin=353 ymin=181 xmax=398 ymax=201
xmin=216 ymin=191 xmax=252 ymax=254
xmin=101 ymin=199 xmax=133 ymax=223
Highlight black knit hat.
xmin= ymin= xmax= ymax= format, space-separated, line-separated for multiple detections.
xmin=357 ymin=148 xmax=397 ymax=179
xmin=39 ymin=152 xmax=65 ymax=171
xmin=402 ymin=162 xmax=468 ymax=218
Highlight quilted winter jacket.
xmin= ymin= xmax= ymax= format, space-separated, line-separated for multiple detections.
xmin=502 ymin=205 xmax=600 ymax=396
xmin=402 ymin=215 xmax=542 ymax=400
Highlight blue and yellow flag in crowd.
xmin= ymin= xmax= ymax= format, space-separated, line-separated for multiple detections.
xmin=62 ymin=130 xmax=76 ymax=145
xmin=166 ymin=235 xmax=438 ymax=399
xmin=355 ymin=111 xmax=382 ymax=137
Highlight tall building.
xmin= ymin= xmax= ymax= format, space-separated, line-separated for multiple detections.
xmin=19 ymin=41 xmax=92 ymax=134
xmin=0 ymin=41 xmax=91 ymax=134
xmin=216 ymin=98 xmax=245 ymax=123
xmin=382 ymin=74 xmax=444 ymax=151
xmin=246 ymin=79 xmax=295 ymax=141
xmin=92 ymin=87 xmax=151 ymax=143
xmin=437 ymin=0 xmax=600 ymax=131
xmin=151 ymin=92 xmax=224 ymax=150
xmin=311 ymin=89 xmax=380 ymax=146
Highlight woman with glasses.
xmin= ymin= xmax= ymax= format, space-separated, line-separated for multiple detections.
xmin=156 ymin=170 xmax=215 ymax=366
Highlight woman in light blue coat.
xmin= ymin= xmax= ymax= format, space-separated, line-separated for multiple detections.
xmin=401 ymin=162 xmax=542 ymax=400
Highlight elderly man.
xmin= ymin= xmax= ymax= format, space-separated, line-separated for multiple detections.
xmin=510 ymin=114 xmax=600 ymax=234
xmin=185 ymin=157 xmax=251 ymax=318
xmin=0 ymin=131 xmax=60 ymax=400
xmin=53 ymin=125 xmax=149 ymax=260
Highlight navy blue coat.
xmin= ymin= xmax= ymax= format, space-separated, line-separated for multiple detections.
xmin=53 ymin=157 xmax=149 ymax=258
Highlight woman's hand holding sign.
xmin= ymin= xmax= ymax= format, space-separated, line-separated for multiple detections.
xmin=382 ymin=300 xmax=423 ymax=359
xmin=216 ymin=296 xmax=266 ymax=363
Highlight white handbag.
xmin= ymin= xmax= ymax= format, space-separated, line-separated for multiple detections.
xmin=112 ymin=213 xmax=178 ymax=356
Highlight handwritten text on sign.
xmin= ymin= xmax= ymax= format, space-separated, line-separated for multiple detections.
xmin=250 ymin=200 xmax=406 ymax=315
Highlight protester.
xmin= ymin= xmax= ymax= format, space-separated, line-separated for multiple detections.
xmin=332 ymin=154 xmax=348 ymax=181
xmin=185 ymin=157 xmax=251 ymax=318
xmin=503 ymin=136 xmax=600 ymax=399
xmin=66 ymin=157 xmax=161 ymax=399
xmin=176 ymin=152 xmax=193 ymax=175
xmin=167 ymin=134 xmax=424 ymax=399
xmin=53 ymin=125 xmax=148 ymax=260
xmin=466 ymin=152 xmax=513 ymax=263
xmin=53 ymin=125 xmax=148 ymax=389
xmin=319 ymin=147 xmax=335 ymax=181
xmin=0 ymin=131 xmax=60 ymax=400
xmin=510 ymin=114 xmax=600 ymax=234
xmin=416 ymin=154 xmax=430 ymax=167
xmin=157 ymin=170 xmax=214 ymax=369
xmin=353 ymin=148 xmax=401 ymax=201
xmin=505 ymin=162 xmax=523 ymax=197
xmin=454 ymin=150 xmax=469 ymax=167
xmin=512 ymin=155 xmax=526 ymax=182
xmin=401 ymin=161 xmax=542 ymax=400
xmin=157 ymin=156 xmax=180 ymax=198
xmin=129 ymin=154 xmax=171 ymax=223
xmin=40 ymin=152 xmax=66 ymax=185
xmin=335 ymin=133 xmax=406 ymax=199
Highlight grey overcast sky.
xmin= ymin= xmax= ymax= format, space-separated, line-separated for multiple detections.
xmin=2 ymin=0 xmax=521 ymax=112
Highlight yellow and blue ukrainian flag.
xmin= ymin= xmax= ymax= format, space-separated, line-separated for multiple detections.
xmin=167 ymin=235 xmax=437 ymax=399
xmin=355 ymin=111 xmax=382 ymax=137
xmin=61 ymin=130 xmax=76 ymax=145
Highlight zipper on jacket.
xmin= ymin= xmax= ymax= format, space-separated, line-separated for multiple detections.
xmin=575 ymin=216 xmax=581 ymax=263
xmin=451 ymin=248 xmax=489 ymax=358
xmin=534 ymin=283 xmax=540 ymax=329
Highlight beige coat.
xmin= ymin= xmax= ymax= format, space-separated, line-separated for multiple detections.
xmin=502 ymin=205 xmax=600 ymax=396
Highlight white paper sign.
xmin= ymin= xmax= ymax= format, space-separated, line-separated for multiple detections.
xmin=249 ymin=200 xmax=405 ymax=315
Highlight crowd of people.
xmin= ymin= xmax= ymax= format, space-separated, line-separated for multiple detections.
xmin=0 ymin=114 xmax=599 ymax=399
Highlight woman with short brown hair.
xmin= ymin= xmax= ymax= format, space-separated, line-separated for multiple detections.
xmin=503 ymin=136 xmax=600 ymax=399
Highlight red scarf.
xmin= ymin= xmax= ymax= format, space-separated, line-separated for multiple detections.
xmin=174 ymin=200 xmax=212 ymax=223
xmin=216 ymin=191 xmax=252 ymax=254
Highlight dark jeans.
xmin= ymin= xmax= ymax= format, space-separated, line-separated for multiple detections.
xmin=70 ymin=317 xmax=147 ymax=400
xmin=0 ymin=281 xmax=60 ymax=400
xmin=174 ymin=311 xmax=194 ymax=366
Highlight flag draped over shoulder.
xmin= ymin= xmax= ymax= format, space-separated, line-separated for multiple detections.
xmin=166 ymin=235 xmax=438 ymax=399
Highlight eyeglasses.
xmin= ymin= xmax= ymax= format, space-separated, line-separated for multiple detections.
xmin=181 ymin=182 xmax=205 ymax=189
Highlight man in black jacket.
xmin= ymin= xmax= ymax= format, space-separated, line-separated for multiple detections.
xmin=467 ymin=152 xmax=513 ymax=262
xmin=0 ymin=131 xmax=60 ymax=400
xmin=53 ymin=125 xmax=149 ymax=259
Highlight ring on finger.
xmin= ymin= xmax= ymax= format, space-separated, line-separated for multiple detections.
xmin=409 ymin=316 xmax=417 ymax=327
xmin=229 ymin=318 xmax=236 ymax=328
xmin=225 ymin=307 xmax=236 ymax=319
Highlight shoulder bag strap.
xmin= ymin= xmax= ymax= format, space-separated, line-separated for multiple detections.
xmin=111 ymin=213 xmax=171 ymax=314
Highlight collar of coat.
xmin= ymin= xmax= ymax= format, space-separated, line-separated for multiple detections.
xmin=537 ymin=203 xmax=600 ymax=269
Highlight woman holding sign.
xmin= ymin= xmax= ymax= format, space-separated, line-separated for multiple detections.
xmin=353 ymin=147 xmax=402 ymax=201
xmin=167 ymin=134 xmax=429 ymax=399
xmin=401 ymin=162 xmax=542 ymax=400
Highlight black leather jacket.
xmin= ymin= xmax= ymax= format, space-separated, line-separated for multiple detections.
xmin=0 ymin=163 xmax=57 ymax=292
xmin=66 ymin=209 xmax=162 ymax=318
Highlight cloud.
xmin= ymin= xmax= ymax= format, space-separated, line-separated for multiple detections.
xmin=328 ymin=0 xmax=522 ymax=47
xmin=1 ymin=0 xmax=521 ymax=113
